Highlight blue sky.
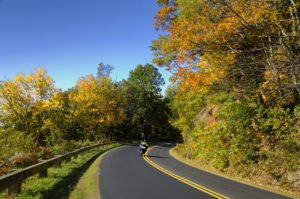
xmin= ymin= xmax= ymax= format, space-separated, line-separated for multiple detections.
xmin=0 ymin=0 xmax=171 ymax=92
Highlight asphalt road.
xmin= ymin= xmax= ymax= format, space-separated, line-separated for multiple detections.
xmin=99 ymin=143 xmax=291 ymax=199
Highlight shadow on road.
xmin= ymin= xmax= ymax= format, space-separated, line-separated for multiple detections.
xmin=146 ymin=155 xmax=168 ymax=159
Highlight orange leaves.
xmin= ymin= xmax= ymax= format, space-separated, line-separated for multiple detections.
xmin=152 ymin=0 xmax=292 ymax=98
xmin=230 ymin=0 xmax=274 ymax=24
xmin=153 ymin=0 xmax=177 ymax=30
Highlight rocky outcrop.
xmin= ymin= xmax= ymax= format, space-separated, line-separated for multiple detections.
xmin=287 ymin=170 xmax=300 ymax=189
xmin=194 ymin=105 xmax=221 ymax=125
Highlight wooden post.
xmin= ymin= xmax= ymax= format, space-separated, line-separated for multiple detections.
xmin=39 ymin=169 xmax=47 ymax=178
xmin=8 ymin=181 xmax=21 ymax=195
xmin=7 ymin=169 xmax=21 ymax=195
xmin=55 ymin=161 xmax=61 ymax=168
xmin=65 ymin=157 xmax=71 ymax=162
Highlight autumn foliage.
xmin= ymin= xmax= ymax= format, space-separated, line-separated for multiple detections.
xmin=0 ymin=64 xmax=178 ymax=176
xmin=152 ymin=0 xmax=299 ymax=107
xmin=156 ymin=0 xmax=300 ymax=193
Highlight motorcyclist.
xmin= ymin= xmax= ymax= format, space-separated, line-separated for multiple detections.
xmin=138 ymin=139 xmax=148 ymax=155
xmin=141 ymin=139 xmax=148 ymax=148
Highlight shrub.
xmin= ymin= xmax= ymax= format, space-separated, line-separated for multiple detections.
xmin=37 ymin=147 xmax=54 ymax=160
xmin=8 ymin=152 xmax=38 ymax=168
xmin=49 ymin=139 xmax=94 ymax=155
xmin=0 ymin=129 xmax=36 ymax=162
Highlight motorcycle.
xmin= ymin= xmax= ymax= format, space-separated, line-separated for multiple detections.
xmin=138 ymin=144 xmax=147 ymax=156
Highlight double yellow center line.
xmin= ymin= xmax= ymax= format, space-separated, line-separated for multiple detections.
xmin=143 ymin=146 xmax=230 ymax=199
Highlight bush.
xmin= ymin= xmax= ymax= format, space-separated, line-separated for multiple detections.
xmin=49 ymin=139 xmax=93 ymax=155
xmin=37 ymin=147 xmax=54 ymax=160
xmin=8 ymin=152 xmax=38 ymax=168
xmin=0 ymin=129 xmax=36 ymax=162
xmin=176 ymin=95 xmax=300 ymax=188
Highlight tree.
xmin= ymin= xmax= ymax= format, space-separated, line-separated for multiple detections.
xmin=153 ymin=1 xmax=300 ymax=187
xmin=123 ymin=64 xmax=177 ymax=140
xmin=71 ymin=74 xmax=123 ymax=140
xmin=0 ymin=67 xmax=58 ymax=145
xmin=152 ymin=0 xmax=300 ymax=108
xmin=127 ymin=64 xmax=165 ymax=94
xmin=97 ymin=62 xmax=114 ymax=78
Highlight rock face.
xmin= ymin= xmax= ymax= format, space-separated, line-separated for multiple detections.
xmin=287 ymin=170 xmax=300 ymax=189
xmin=194 ymin=105 xmax=221 ymax=125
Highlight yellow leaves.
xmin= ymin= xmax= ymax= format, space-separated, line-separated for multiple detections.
xmin=42 ymin=100 xmax=52 ymax=109
xmin=235 ymin=0 xmax=274 ymax=23
xmin=33 ymin=67 xmax=47 ymax=79
xmin=29 ymin=67 xmax=56 ymax=100
xmin=0 ymin=67 xmax=57 ymax=136
xmin=45 ymin=76 xmax=52 ymax=84
xmin=72 ymin=74 xmax=123 ymax=131
xmin=98 ymin=118 xmax=105 ymax=123
xmin=153 ymin=0 xmax=289 ymax=96
xmin=24 ymin=76 xmax=32 ymax=83
xmin=15 ymin=74 xmax=23 ymax=81
xmin=76 ymin=75 xmax=98 ymax=96
xmin=108 ymin=100 xmax=117 ymax=108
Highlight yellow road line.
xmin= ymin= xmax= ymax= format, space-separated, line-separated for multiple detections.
xmin=143 ymin=145 xmax=230 ymax=199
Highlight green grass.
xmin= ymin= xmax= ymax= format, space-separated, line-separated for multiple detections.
xmin=69 ymin=144 xmax=121 ymax=199
xmin=0 ymin=143 xmax=121 ymax=199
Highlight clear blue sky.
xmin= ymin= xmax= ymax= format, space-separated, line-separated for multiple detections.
xmin=0 ymin=0 xmax=171 ymax=92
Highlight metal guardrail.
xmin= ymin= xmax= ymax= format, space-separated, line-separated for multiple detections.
xmin=0 ymin=142 xmax=114 ymax=195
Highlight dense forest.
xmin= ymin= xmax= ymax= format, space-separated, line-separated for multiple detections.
xmin=153 ymin=0 xmax=300 ymax=193
xmin=0 ymin=64 xmax=179 ymax=175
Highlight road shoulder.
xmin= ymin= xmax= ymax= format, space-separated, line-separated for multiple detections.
xmin=169 ymin=147 xmax=299 ymax=199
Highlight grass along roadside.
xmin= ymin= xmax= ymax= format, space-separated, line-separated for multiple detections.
xmin=69 ymin=144 xmax=122 ymax=199
xmin=169 ymin=147 xmax=299 ymax=199
xmin=0 ymin=143 xmax=121 ymax=199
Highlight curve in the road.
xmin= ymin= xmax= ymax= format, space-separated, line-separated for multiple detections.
xmin=99 ymin=145 xmax=218 ymax=199
xmin=144 ymin=143 xmax=292 ymax=199
xmin=99 ymin=143 xmax=291 ymax=199
xmin=143 ymin=145 xmax=230 ymax=199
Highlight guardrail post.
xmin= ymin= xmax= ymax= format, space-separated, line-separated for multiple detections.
xmin=54 ymin=155 xmax=62 ymax=168
xmin=55 ymin=161 xmax=61 ymax=168
xmin=65 ymin=157 xmax=71 ymax=162
xmin=7 ymin=169 xmax=22 ymax=195
xmin=39 ymin=169 xmax=47 ymax=178
xmin=8 ymin=181 xmax=22 ymax=195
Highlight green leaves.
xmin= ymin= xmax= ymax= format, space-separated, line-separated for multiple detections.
xmin=126 ymin=64 xmax=165 ymax=95
xmin=120 ymin=64 xmax=179 ymax=140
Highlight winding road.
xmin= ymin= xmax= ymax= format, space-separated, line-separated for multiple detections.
xmin=99 ymin=143 xmax=291 ymax=199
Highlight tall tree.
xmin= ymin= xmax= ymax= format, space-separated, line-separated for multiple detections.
xmin=71 ymin=74 xmax=123 ymax=140
xmin=124 ymin=64 xmax=176 ymax=140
